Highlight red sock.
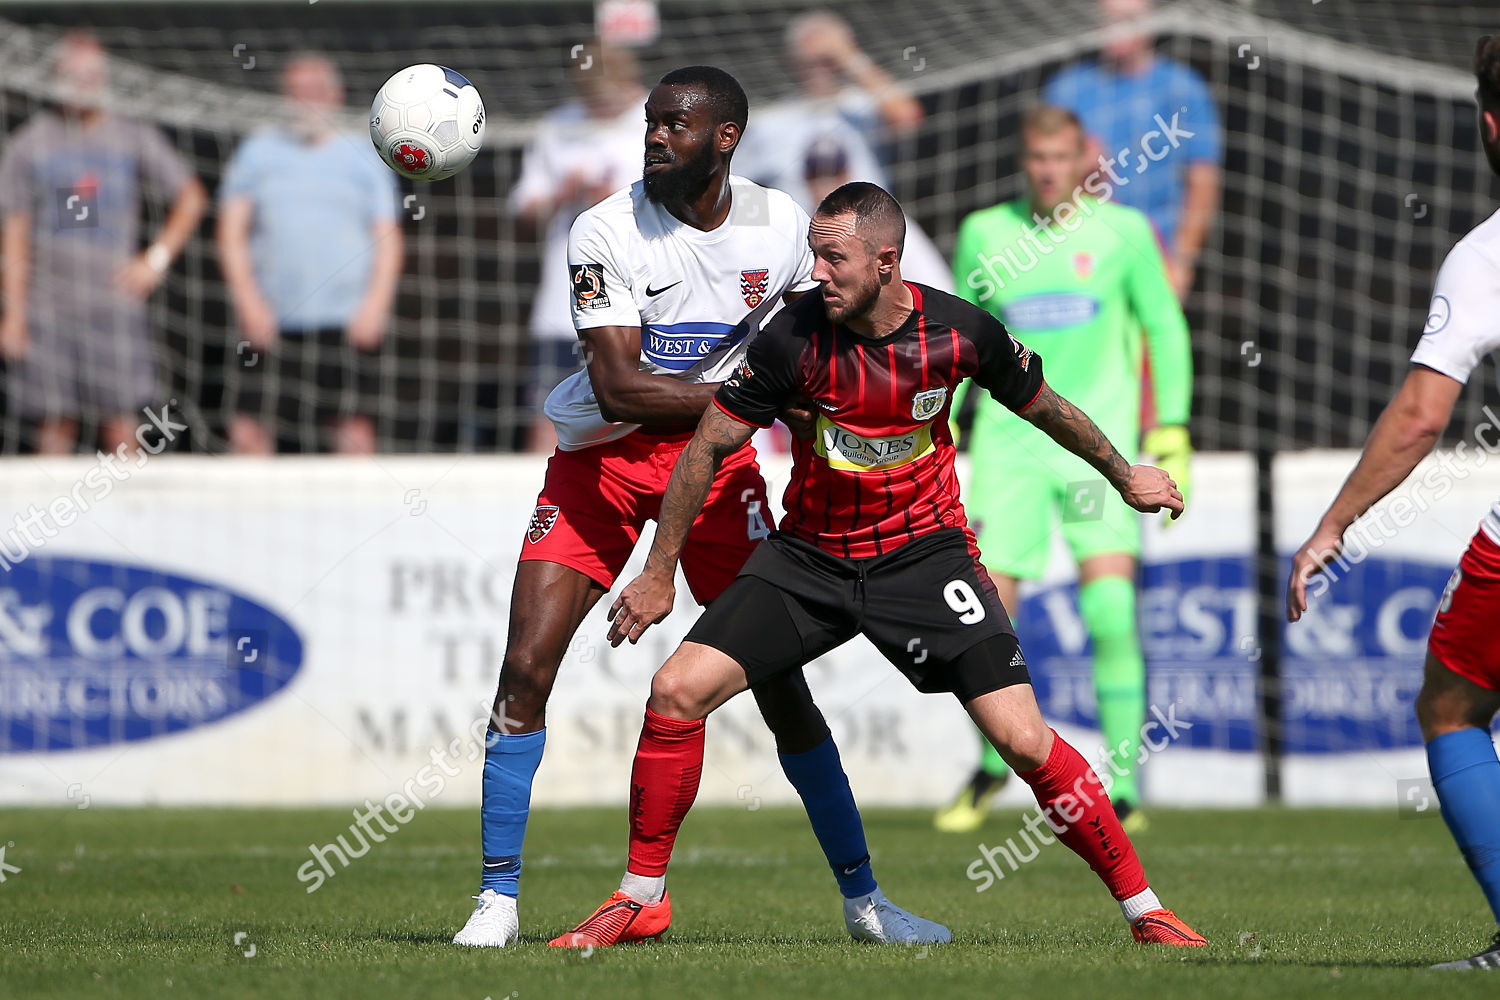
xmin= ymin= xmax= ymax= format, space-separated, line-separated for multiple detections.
xmin=1016 ymin=730 xmax=1148 ymax=901
xmin=625 ymin=706 xmax=705 ymax=877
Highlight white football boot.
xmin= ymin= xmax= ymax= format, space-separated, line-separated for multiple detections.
xmin=844 ymin=888 xmax=952 ymax=945
xmin=452 ymin=889 xmax=519 ymax=947
xmin=1431 ymin=931 xmax=1500 ymax=970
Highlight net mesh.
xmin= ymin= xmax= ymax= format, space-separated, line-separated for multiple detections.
xmin=0 ymin=0 xmax=1494 ymax=453
xmin=0 ymin=0 xmax=1496 ymax=775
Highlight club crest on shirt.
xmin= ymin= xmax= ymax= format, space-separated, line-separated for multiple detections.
xmin=740 ymin=268 xmax=770 ymax=307
xmin=1074 ymin=251 xmax=1093 ymax=279
xmin=911 ymin=386 xmax=949 ymax=422
xmin=526 ymin=505 xmax=560 ymax=543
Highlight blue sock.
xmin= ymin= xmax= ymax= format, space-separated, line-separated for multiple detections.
xmin=1427 ymin=727 xmax=1500 ymax=924
xmin=779 ymin=735 xmax=877 ymax=899
xmin=480 ymin=727 xmax=546 ymax=897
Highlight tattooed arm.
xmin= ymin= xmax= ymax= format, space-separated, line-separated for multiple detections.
xmin=647 ymin=407 xmax=754 ymax=577
xmin=1019 ymin=383 xmax=1132 ymax=487
xmin=1020 ymin=383 xmax=1184 ymax=518
xmin=607 ymin=406 xmax=755 ymax=645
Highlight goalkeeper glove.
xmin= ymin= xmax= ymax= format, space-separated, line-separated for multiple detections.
xmin=1141 ymin=425 xmax=1192 ymax=523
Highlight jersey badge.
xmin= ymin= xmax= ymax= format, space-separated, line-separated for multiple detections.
xmin=911 ymin=386 xmax=949 ymax=422
xmin=740 ymin=268 xmax=770 ymax=308
xmin=1424 ymin=294 xmax=1450 ymax=335
xmin=1073 ymin=251 xmax=1093 ymax=279
xmin=526 ymin=505 xmax=561 ymax=543
xmin=570 ymin=263 xmax=610 ymax=310
xmin=1008 ymin=333 xmax=1034 ymax=371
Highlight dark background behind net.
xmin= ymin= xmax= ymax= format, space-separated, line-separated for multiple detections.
xmin=0 ymin=0 xmax=1497 ymax=453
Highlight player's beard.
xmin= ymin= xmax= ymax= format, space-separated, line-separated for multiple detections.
xmin=643 ymin=143 xmax=718 ymax=205
xmin=824 ymin=273 xmax=882 ymax=325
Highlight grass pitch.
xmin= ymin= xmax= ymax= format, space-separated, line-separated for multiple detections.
xmin=1 ymin=805 xmax=1495 ymax=999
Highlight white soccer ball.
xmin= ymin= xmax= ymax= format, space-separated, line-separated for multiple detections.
xmin=369 ymin=64 xmax=485 ymax=182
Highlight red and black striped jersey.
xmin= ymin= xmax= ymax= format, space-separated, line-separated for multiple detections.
xmin=715 ymin=281 xmax=1045 ymax=558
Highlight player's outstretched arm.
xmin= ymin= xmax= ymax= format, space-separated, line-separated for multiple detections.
xmin=1020 ymin=383 xmax=1184 ymax=519
xmin=583 ymin=325 xmax=725 ymax=425
xmin=607 ymin=406 xmax=756 ymax=646
xmin=1287 ymin=366 xmax=1461 ymax=622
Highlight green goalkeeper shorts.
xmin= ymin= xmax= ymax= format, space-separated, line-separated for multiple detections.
xmin=966 ymin=444 xmax=1141 ymax=580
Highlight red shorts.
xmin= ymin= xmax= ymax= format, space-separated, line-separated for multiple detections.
xmin=520 ymin=429 xmax=771 ymax=604
xmin=1429 ymin=528 xmax=1500 ymax=691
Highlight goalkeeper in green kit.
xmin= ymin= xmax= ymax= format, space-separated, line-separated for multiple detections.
xmin=935 ymin=105 xmax=1192 ymax=834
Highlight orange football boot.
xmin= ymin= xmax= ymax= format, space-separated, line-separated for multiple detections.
xmin=547 ymin=890 xmax=672 ymax=947
xmin=1131 ymin=908 xmax=1207 ymax=946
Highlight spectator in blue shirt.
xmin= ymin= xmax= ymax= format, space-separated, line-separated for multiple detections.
xmin=217 ymin=52 xmax=402 ymax=454
xmin=1043 ymin=0 xmax=1221 ymax=300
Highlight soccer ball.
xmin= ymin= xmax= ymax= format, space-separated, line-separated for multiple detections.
xmin=369 ymin=64 xmax=485 ymax=182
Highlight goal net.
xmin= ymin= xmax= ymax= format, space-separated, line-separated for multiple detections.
xmin=0 ymin=0 xmax=1491 ymax=452
xmin=0 ymin=0 xmax=1494 ymax=794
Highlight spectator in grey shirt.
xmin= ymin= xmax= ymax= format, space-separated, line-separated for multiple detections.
xmin=0 ymin=31 xmax=207 ymax=455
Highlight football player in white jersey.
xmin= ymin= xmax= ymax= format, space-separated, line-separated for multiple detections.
xmin=454 ymin=65 xmax=947 ymax=950
xmin=1287 ymin=35 xmax=1500 ymax=972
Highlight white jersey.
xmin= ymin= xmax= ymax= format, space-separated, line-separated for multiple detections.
xmin=545 ymin=175 xmax=816 ymax=450
xmin=1409 ymin=207 xmax=1500 ymax=544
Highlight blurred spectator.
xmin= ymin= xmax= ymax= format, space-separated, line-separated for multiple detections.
xmin=737 ymin=10 xmax=923 ymax=205
xmin=739 ymin=13 xmax=944 ymax=290
xmin=0 ymin=31 xmax=207 ymax=455
xmin=218 ymin=52 xmax=400 ymax=455
xmin=1043 ymin=0 xmax=1221 ymax=300
xmin=802 ymin=136 xmax=953 ymax=292
xmin=509 ymin=40 xmax=646 ymax=452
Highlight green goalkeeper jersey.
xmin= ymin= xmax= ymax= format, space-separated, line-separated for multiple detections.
xmin=950 ymin=196 xmax=1191 ymax=459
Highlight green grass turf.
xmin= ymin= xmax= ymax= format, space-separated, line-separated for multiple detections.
xmin=1 ymin=805 xmax=1496 ymax=999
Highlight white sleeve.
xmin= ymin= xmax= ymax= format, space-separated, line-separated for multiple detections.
xmin=506 ymin=131 xmax=557 ymax=215
xmin=786 ymin=201 xmax=817 ymax=293
xmin=1409 ymin=240 xmax=1500 ymax=384
xmin=896 ymin=218 xmax=955 ymax=294
xmin=837 ymin=87 xmax=882 ymax=139
xmin=566 ymin=212 xmax=640 ymax=331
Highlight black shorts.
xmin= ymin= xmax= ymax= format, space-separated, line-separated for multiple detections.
xmin=232 ymin=326 xmax=378 ymax=452
xmin=685 ymin=527 xmax=1031 ymax=704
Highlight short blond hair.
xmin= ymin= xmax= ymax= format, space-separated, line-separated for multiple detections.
xmin=1021 ymin=104 xmax=1084 ymax=142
